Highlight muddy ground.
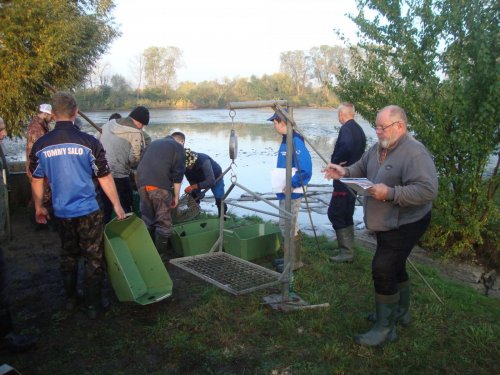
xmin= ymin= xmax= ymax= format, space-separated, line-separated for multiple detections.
xmin=0 ymin=208 xmax=210 ymax=374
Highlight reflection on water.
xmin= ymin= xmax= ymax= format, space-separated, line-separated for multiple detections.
xmin=2 ymin=108 xmax=372 ymax=234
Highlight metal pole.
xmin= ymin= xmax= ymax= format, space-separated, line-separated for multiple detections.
xmin=281 ymin=107 xmax=294 ymax=300
xmin=274 ymin=104 xmax=330 ymax=165
xmin=228 ymin=100 xmax=288 ymax=110
xmin=408 ymin=258 xmax=444 ymax=305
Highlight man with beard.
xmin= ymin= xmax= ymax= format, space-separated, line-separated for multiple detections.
xmin=323 ymin=105 xmax=438 ymax=346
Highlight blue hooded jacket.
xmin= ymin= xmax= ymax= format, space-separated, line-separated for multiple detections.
xmin=275 ymin=132 xmax=312 ymax=200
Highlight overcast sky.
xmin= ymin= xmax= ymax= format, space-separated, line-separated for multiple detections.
xmin=101 ymin=0 xmax=360 ymax=84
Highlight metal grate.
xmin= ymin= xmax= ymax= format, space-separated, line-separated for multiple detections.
xmin=170 ymin=252 xmax=281 ymax=295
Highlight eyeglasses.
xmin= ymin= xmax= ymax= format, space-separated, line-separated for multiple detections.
xmin=374 ymin=121 xmax=399 ymax=132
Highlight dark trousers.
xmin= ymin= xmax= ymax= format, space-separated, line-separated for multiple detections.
xmin=327 ymin=180 xmax=356 ymax=230
xmin=0 ymin=247 xmax=13 ymax=336
xmin=100 ymin=177 xmax=133 ymax=223
xmin=372 ymin=211 xmax=432 ymax=295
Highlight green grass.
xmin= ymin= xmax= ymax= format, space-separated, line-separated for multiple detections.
xmin=3 ymin=234 xmax=499 ymax=375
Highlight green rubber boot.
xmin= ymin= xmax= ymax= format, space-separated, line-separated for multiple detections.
xmin=330 ymin=226 xmax=354 ymax=263
xmin=355 ymin=293 xmax=399 ymax=347
xmin=366 ymin=281 xmax=411 ymax=326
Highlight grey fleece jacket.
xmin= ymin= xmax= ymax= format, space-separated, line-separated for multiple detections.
xmin=97 ymin=118 xmax=146 ymax=178
xmin=345 ymin=134 xmax=438 ymax=232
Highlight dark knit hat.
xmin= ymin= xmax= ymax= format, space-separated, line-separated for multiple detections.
xmin=129 ymin=106 xmax=149 ymax=125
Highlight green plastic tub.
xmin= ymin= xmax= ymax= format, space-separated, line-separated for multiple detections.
xmin=223 ymin=223 xmax=281 ymax=261
xmin=104 ymin=214 xmax=173 ymax=305
xmin=171 ymin=218 xmax=221 ymax=256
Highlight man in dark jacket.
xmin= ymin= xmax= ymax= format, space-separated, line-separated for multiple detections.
xmin=136 ymin=135 xmax=185 ymax=258
xmin=328 ymin=102 xmax=366 ymax=262
xmin=184 ymin=149 xmax=226 ymax=218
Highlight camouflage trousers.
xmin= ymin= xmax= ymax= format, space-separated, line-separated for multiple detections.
xmin=57 ymin=210 xmax=104 ymax=287
xmin=138 ymin=187 xmax=173 ymax=238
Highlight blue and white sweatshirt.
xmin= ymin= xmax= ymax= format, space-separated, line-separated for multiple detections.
xmin=29 ymin=121 xmax=111 ymax=218
xmin=275 ymin=132 xmax=313 ymax=200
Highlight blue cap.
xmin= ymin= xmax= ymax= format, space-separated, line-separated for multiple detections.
xmin=267 ymin=109 xmax=288 ymax=122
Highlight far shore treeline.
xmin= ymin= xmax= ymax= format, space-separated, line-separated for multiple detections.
xmin=75 ymin=72 xmax=340 ymax=112
xmin=74 ymin=45 xmax=347 ymax=111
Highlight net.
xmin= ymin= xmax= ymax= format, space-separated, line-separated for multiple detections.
xmin=172 ymin=193 xmax=201 ymax=223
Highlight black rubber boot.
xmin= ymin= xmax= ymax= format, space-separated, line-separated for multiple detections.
xmin=1 ymin=332 xmax=38 ymax=353
xmin=355 ymin=293 xmax=399 ymax=347
xmin=61 ymin=269 xmax=78 ymax=311
xmin=84 ymin=283 xmax=102 ymax=320
xmin=330 ymin=226 xmax=354 ymax=263
xmin=367 ymin=281 xmax=411 ymax=326
xmin=155 ymin=234 xmax=174 ymax=262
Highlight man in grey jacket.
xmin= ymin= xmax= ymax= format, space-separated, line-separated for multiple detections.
xmin=97 ymin=106 xmax=149 ymax=223
xmin=324 ymin=105 xmax=438 ymax=347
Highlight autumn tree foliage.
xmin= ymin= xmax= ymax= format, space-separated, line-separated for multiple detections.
xmin=0 ymin=0 xmax=119 ymax=135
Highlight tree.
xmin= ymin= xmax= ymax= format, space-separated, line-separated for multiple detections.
xmin=335 ymin=0 xmax=499 ymax=263
xmin=143 ymin=46 xmax=183 ymax=95
xmin=280 ymin=50 xmax=310 ymax=96
xmin=105 ymin=74 xmax=131 ymax=109
xmin=129 ymin=53 xmax=145 ymax=95
xmin=309 ymin=45 xmax=350 ymax=100
xmin=0 ymin=0 xmax=119 ymax=135
xmin=90 ymin=61 xmax=112 ymax=88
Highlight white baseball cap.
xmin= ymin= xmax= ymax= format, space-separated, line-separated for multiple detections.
xmin=39 ymin=103 xmax=52 ymax=114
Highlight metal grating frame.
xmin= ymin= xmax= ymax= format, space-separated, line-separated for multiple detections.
xmin=170 ymin=252 xmax=282 ymax=295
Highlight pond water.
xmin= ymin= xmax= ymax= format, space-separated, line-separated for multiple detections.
xmin=3 ymin=107 xmax=377 ymax=236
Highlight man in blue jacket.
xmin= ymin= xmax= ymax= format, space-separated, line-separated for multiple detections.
xmin=29 ymin=92 xmax=126 ymax=319
xmin=328 ymin=103 xmax=366 ymax=262
xmin=268 ymin=109 xmax=312 ymax=271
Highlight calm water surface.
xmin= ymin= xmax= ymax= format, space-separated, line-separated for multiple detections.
xmin=3 ymin=108 xmax=374 ymax=235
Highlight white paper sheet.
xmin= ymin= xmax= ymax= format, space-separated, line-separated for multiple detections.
xmin=272 ymin=168 xmax=305 ymax=193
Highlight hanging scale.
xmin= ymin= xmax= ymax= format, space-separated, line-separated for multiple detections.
xmin=228 ymin=109 xmax=238 ymax=161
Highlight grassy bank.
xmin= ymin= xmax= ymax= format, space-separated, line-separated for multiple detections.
xmin=1 ymin=216 xmax=498 ymax=374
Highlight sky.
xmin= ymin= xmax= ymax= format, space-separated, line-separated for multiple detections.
xmin=101 ymin=0 xmax=360 ymax=84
